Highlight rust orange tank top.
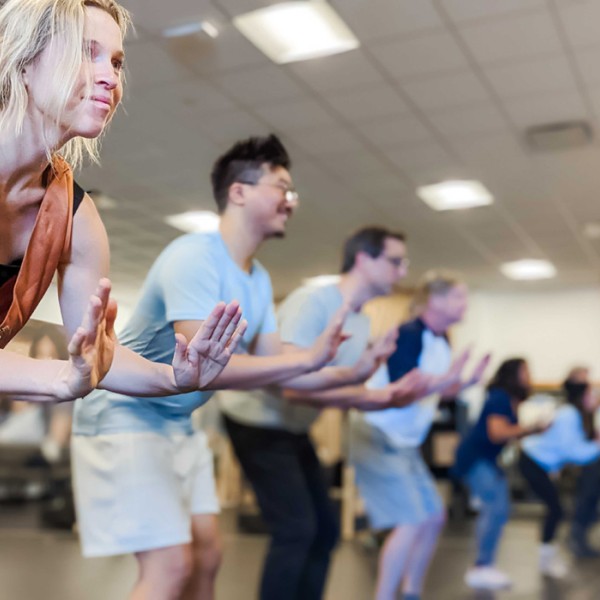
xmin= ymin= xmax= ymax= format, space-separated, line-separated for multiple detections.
xmin=0 ymin=156 xmax=77 ymax=348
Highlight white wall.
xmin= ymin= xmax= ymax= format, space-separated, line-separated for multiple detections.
xmin=453 ymin=286 xmax=600 ymax=383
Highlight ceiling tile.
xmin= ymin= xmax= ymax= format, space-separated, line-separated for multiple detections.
xmin=485 ymin=56 xmax=577 ymax=99
xmin=134 ymin=80 xmax=237 ymax=120
xmin=369 ymin=32 xmax=469 ymax=81
xmin=386 ymin=141 xmax=457 ymax=173
xmin=213 ymin=65 xmax=306 ymax=106
xmin=574 ymin=46 xmax=600 ymax=88
xmin=287 ymin=51 xmax=384 ymax=94
xmin=123 ymin=41 xmax=191 ymax=89
xmin=402 ymin=71 xmax=490 ymax=110
xmin=330 ymin=0 xmax=443 ymax=42
xmin=356 ymin=114 xmax=432 ymax=148
xmin=164 ymin=25 xmax=269 ymax=77
xmin=253 ymin=98 xmax=338 ymax=134
xmin=556 ymin=0 xmax=600 ymax=49
xmin=194 ymin=110 xmax=269 ymax=145
xmin=458 ymin=12 xmax=562 ymax=65
xmin=426 ymin=104 xmax=507 ymax=138
xmin=503 ymin=91 xmax=588 ymax=128
xmin=291 ymin=126 xmax=367 ymax=156
xmin=441 ymin=0 xmax=546 ymax=24
xmin=324 ymin=85 xmax=410 ymax=122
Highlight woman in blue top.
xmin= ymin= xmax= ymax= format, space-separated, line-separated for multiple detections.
xmin=453 ymin=358 xmax=546 ymax=591
xmin=520 ymin=367 xmax=600 ymax=576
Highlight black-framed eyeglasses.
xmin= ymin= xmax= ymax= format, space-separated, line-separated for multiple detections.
xmin=383 ymin=255 xmax=410 ymax=268
xmin=238 ymin=180 xmax=299 ymax=204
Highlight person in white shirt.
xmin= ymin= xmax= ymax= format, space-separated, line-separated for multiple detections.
xmin=520 ymin=367 xmax=600 ymax=576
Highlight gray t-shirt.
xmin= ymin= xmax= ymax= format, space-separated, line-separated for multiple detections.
xmin=220 ymin=283 xmax=371 ymax=433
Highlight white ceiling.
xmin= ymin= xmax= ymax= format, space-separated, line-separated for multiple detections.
xmin=79 ymin=0 xmax=600 ymax=302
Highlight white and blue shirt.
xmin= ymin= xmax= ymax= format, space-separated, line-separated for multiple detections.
xmin=73 ymin=231 xmax=277 ymax=436
xmin=361 ymin=318 xmax=452 ymax=448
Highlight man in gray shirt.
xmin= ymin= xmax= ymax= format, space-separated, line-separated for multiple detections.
xmin=221 ymin=226 xmax=456 ymax=600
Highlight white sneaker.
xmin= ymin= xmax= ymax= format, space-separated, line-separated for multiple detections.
xmin=464 ymin=566 xmax=513 ymax=590
xmin=539 ymin=544 xmax=569 ymax=579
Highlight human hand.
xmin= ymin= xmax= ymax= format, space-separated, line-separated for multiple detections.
xmin=55 ymin=278 xmax=117 ymax=401
xmin=172 ymin=301 xmax=248 ymax=391
xmin=307 ymin=305 xmax=350 ymax=370
xmin=353 ymin=327 xmax=398 ymax=382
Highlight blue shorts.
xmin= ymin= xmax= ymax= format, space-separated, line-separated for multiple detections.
xmin=349 ymin=420 xmax=443 ymax=529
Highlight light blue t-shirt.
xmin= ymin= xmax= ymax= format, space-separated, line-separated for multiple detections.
xmin=73 ymin=232 xmax=277 ymax=436
xmin=523 ymin=405 xmax=600 ymax=471
xmin=220 ymin=283 xmax=371 ymax=433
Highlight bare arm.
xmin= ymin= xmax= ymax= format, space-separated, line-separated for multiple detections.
xmin=176 ymin=307 xmax=348 ymax=390
xmin=487 ymin=414 xmax=546 ymax=444
xmin=58 ymin=195 xmax=245 ymax=396
xmin=0 ymin=278 xmax=117 ymax=402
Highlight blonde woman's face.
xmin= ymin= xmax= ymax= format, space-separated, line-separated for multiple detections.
xmin=24 ymin=7 xmax=124 ymax=139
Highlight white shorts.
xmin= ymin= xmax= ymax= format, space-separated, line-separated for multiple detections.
xmin=72 ymin=430 xmax=219 ymax=557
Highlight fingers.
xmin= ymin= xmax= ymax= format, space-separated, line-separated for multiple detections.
xmin=67 ymin=327 xmax=87 ymax=358
xmin=329 ymin=304 xmax=349 ymax=337
xmin=78 ymin=294 xmax=103 ymax=348
xmin=172 ymin=333 xmax=189 ymax=367
xmin=219 ymin=307 xmax=243 ymax=347
xmin=192 ymin=301 xmax=231 ymax=343
xmin=225 ymin=319 xmax=248 ymax=355
xmin=103 ymin=298 xmax=118 ymax=339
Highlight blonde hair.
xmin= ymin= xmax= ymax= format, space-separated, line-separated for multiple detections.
xmin=411 ymin=269 xmax=463 ymax=316
xmin=0 ymin=0 xmax=131 ymax=169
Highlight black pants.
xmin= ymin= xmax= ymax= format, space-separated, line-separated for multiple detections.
xmin=519 ymin=451 xmax=600 ymax=543
xmin=224 ymin=415 xmax=339 ymax=600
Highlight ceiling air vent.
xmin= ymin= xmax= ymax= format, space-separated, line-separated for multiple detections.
xmin=525 ymin=120 xmax=593 ymax=152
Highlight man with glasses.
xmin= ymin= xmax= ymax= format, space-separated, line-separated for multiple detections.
xmin=72 ymin=136 xmax=399 ymax=600
xmin=221 ymin=227 xmax=462 ymax=600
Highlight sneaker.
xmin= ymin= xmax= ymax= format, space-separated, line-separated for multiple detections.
xmin=464 ymin=566 xmax=512 ymax=590
xmin=539 ymin=544 xmax=569 ymax=578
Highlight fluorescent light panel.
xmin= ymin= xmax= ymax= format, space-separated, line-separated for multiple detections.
xmin=501 ymin=259 xmax=557 ymax=281
xmin=417 ymin=180 xmax=494 ymax=211
xmin=233 ymin=1 xmax=359 ymax=64
xmin=165 ymin=211 xmax=220 ymax=233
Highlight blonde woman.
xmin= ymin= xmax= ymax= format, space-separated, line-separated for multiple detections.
xmin=0 ymin=0 xmax=245 ymax=403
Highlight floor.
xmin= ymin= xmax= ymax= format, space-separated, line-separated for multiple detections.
xmin=0 ymin=502 xmax=599 ymax=600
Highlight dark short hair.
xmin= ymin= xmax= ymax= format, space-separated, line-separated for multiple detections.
xmin=210 ymin=134 xmax=291 ymax=213
xmin=340 ymin=226 xmax=406 ymax=274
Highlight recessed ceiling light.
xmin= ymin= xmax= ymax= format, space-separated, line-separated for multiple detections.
xmin=303 ymin=274 xmax=341 ymax=287
xmin=165 ymin=211 xmax=220 ymax=233
xmin=162 ymin=20 xmax=219 ymax=39
xmin=416 ymin=180 xmax=494 ymax=211
xmin=233 ymin=1 xmax=359 ymax=65
xmin=500 ymin=259 xmax=557 ymax=281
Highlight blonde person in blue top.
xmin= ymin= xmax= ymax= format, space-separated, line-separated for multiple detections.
xmin=520 ymin=367 xmax=600 ymax=575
